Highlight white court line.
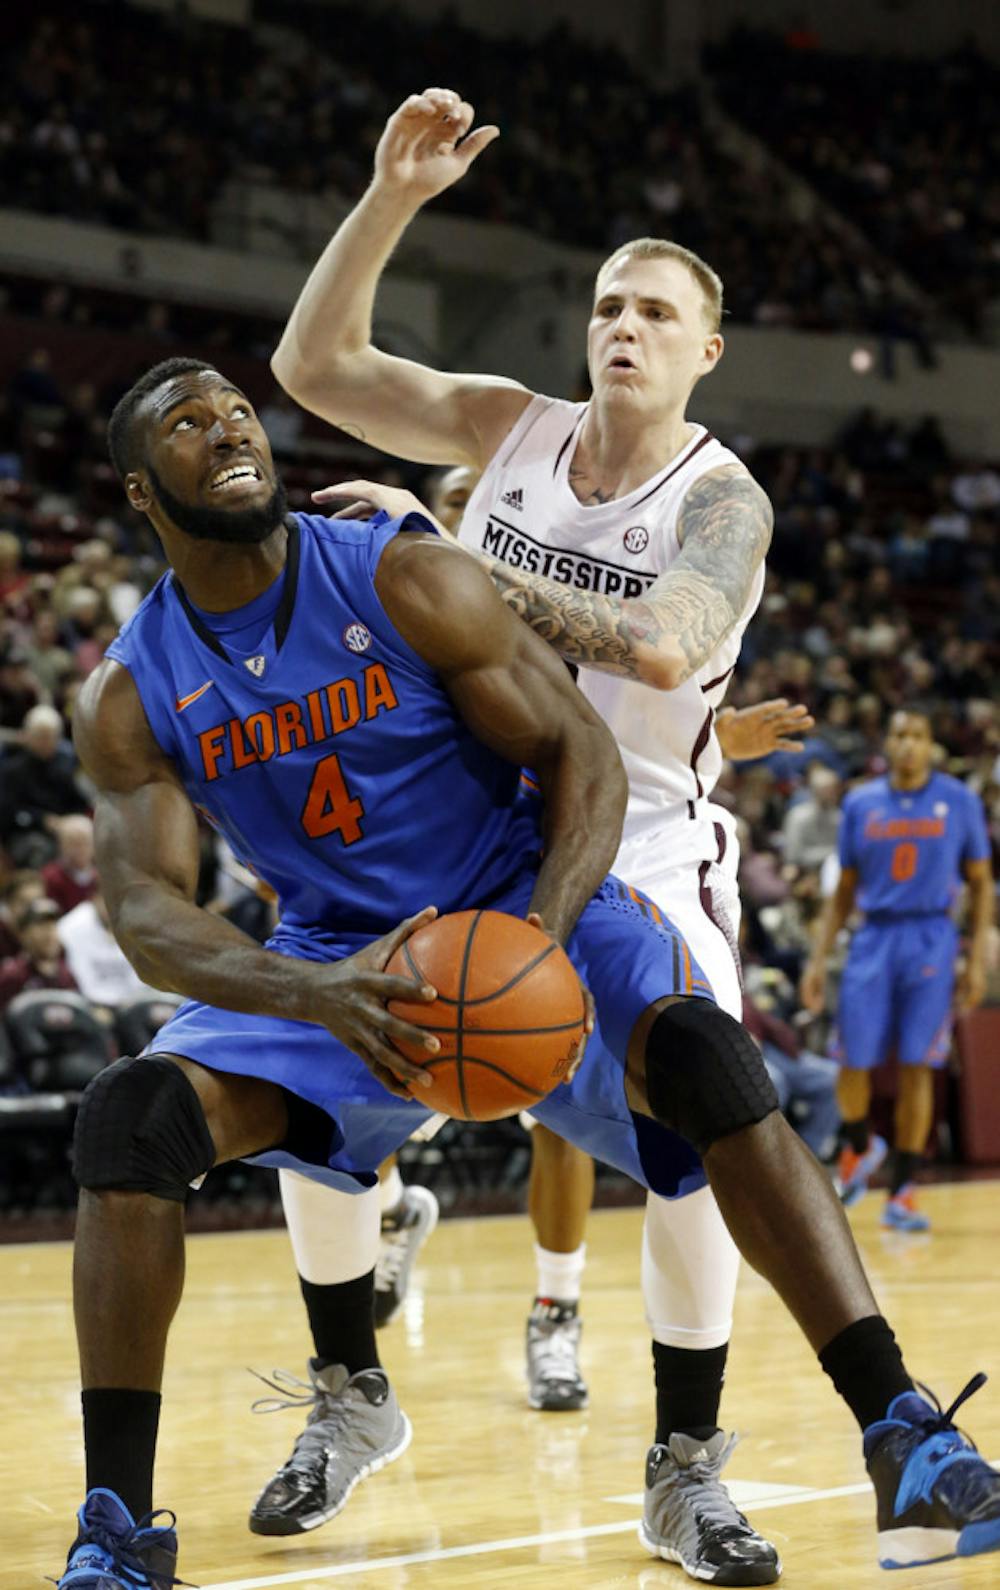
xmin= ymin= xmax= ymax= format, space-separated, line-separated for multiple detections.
xmin=200 ymin=1475 xmax=880 ymax=1590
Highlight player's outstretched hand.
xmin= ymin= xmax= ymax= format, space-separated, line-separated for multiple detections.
xmin=527 ymin=910 xmax=594 ymax=1082
xmin=799 ymin=958 xmax=826 ymax=1015
xmin=374 ymin=88 xmax=499 ymax=204
xmin=315 ymin=906 xmax=441 ymax=1097
xmin=716 ymin=699 xmax=816 ymax=761
xmin=314 ymin=479 xmax=448 ymax=536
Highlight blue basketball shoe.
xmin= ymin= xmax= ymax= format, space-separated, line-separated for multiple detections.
xmin=57 ymin=1489 xmax=180 ymax=1588
xmin=864 ymin=1374 xmax=1000 ymax=1568
xmin=838 ymin=1134 xmax=888 ymax=1207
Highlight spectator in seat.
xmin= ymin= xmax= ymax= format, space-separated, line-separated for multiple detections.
xmin=0 ymin=703 xmax=89 ymax=866
xmin=782 ymin=764 xmax=843 ymax=871
xmin=0 ymin=870 xmax=46 ymax=960
xmin=41 ymin=814 xmax=97 ymax=916
xmin=0 ymin=896 xmax=77 ymax=1008
xmin=57 ymin=890 xmax=165 ymax=1012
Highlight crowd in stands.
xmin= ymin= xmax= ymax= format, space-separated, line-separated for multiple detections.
xmin=1 ymin=1 xmax=930 ymax=337
xmin=712 ymin=31 xmax=1000 ymax=339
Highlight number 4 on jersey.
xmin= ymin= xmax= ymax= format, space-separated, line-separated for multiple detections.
xmin=301 ymin=753 xmax=365 ymax=844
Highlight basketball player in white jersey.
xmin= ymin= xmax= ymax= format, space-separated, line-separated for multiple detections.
xmin=261 ymin=88 xmax=793 ymax=1584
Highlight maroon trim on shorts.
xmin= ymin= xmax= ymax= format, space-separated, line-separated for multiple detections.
xmin=697 ymin=827 xmax=743 ymax=988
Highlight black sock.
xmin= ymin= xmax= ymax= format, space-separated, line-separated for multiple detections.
xmin=819 ymin=1316 xmax=913 ymax=1431
xmin=890 ymin=1150 xmax=921 ymax=1197
xmin=843 ymin=1118 xmax=870 ymax=1155
xmin=300 ymin=1270 xmax=380 ymax=1376
xmin=82 ymin=1388 xmax=161 ymax=1522
xmin=652 ymin=1341 xmax=728 ymax=1445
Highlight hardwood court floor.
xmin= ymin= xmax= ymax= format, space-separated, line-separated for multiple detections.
xmin=4 ymin=1180 xmax=1000 ymax=1589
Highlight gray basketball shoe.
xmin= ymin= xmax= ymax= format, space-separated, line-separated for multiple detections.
xmin=526 ymin=1303 xmax=589 ymax=1411
xmin=374 ymin=1184 xmax=440 ymax=1328
xmin=639 ymin=1430 xmax=781 ymax=1585
xmin=249 ymin=1361 xmax=411 ymax=1535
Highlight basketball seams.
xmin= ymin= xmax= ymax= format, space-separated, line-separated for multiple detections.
xmin=405 ymin=935 xmax=559 ymax=1008
xmin=454 ymin=909 xmax=484 ymax=1119
xmin=422 ymin=1053 xmax=548 ymax=1105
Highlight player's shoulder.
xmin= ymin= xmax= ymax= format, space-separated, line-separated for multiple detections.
xmin=105 ymin=570 xmax=172 ymax=654
xmin=932 ymin=771 xmax=978 ymax=807
xmin=844 ymin=775 xmax=888 ymax=810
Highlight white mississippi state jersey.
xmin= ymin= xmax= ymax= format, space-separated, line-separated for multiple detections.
xmin=459 ymin=394 xmax=765 ymax=849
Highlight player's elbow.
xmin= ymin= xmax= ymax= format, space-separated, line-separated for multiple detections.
xmin=636 ymin=645 xmax=686 ymax=692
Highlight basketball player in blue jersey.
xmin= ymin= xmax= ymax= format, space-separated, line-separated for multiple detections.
xmin=801 ymin=710 xmax=993 ymax=1232
xmin=53 ymin=359 xmax=1000 ymax=1589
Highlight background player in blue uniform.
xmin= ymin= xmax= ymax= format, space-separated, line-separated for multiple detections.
xmin=802 ymin=710 xmax=994 ymax=1231
xmin=55 ymin=360 xmax=1000 ymax=1588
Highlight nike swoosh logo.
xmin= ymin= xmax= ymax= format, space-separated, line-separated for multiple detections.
xmin=175 ymin=680 xmax=215 ymax=712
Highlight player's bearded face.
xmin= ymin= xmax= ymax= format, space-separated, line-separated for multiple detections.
xmin=147 ymin=462 xmax=288 ymax=544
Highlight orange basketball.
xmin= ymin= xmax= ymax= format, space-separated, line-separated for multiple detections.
xmin=386 ymin=910 xmax=586 ymax=1121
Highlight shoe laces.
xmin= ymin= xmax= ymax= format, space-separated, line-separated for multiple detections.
xmin=669 ymin=1435 xmax=755 ymax=1538
xmin=50 ymin=1511 xmax=188 ymax=1589
xmin=529 ymin=1318 xmax=582 ymax=1384
xmin=911 ymin=1372 xmax=988 ymax=1448
xmin=249 ymin=1368 xmax=359 ymax=1478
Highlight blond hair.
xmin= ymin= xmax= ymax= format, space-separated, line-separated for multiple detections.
xmin=595 ymin=238 xmax=724 ymax=334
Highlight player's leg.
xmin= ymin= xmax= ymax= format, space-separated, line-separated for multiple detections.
xmin=250 ymin=1168 xmax=412 ymax=1536
xmin=632 ymin=996 xmax=1000 ymax=1569
xmin=375 ymin=1150 xmax=440 ymax=1327
xmin=834 ymin=925 xmax=891 ymax=1204
xmin=525 ymin=1122 xmax=594 ymax=1411
xmin=65 ymin=1051 xmax=289 ymax=1589
xmin=883 ymin=918 xmax=956 ymax=1232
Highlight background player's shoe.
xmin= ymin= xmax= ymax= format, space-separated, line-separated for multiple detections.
xmin=639 ymin=1432 xmax=781 ymax=1585
xmin=864 ymin=1374 xmax=1000 ymax=1567
xmin=881 ymin=1186 xmax=931 ymax=1232
xmin=526 ymin=1301 xmax=589 ymax=1411
xmin=374 ymin=1184 xmax=439 ymax=1328
xmin=57 ymin=1488 xmax=179 ymax=1588
xmin=838 ymin=1134 xmax=888 ymax=1207
xmin=249 ymin=1361 xmax=411 ymax=1535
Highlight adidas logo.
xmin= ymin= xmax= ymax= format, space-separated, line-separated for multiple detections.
xmin=500 ymin=488 xmax=524 ymax=511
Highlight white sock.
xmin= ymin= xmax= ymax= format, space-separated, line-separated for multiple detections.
xmin=534 ymin=1242 xmax=586 ymax=1305
xmin=378 ymin=1163 xmax=405 ymax=1216
xmin=279 ymin=1169 xmax=380 ymax=1284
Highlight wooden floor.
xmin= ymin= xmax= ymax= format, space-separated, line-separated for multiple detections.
xmin=4 ymin=1180 xmax=1000 ymax=1589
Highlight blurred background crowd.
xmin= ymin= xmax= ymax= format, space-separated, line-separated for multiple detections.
xmin=1 ymin=0 xmax=997 ymax=1227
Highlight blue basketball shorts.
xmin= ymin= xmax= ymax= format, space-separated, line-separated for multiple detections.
xmin=145 ymin=871 xmax=714 ymax=1200
xmin=833 ymin=914 xmax=958 ymax=1071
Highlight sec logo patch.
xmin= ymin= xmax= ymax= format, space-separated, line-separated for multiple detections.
xmin=624 ymin=525 xmax=649 ymax=554
xmin=343 ymin=622 xmax=372 ymax=654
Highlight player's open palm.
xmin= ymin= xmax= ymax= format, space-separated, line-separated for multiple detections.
xmin=314 ymin=906 xmax=442 ymax=1097
xmin=716 ymin=699 xmax=815 ymax=761
xmin=374 ymin=88 xmax=499 ymax=202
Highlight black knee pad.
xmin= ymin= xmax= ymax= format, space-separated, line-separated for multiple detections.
xmin=73 ymin=1055 xmax=215 ymax=1201
xmin=644 ymin=1000 xmax=779 ymax=1155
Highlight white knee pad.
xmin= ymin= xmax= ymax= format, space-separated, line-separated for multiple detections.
xmin=641 ymin=1185 xmax=740 ymax=1349
xmin=279 ymin=1169 xmax=381 ymax=1285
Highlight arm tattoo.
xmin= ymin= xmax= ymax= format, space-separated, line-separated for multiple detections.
xmin=568 ymin=464 xmax=613 ymax=506
xmin=486 ymin=466 xmax=772 ymax=684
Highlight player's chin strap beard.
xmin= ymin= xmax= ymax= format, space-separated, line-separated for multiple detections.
xmin=148 ymin=463 xmax=288 ymax=545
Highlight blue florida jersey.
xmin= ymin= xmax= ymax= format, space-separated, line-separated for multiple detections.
xmin=105 ymin=512 xmax=543 ymax=937
xmin=838 ymin=772 xmax=990 ymax=916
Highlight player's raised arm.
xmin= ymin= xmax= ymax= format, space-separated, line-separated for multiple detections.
xmin=73 ymin=660 xmax=441 ymax=1084
xmin=272 ymin=88 xmax=531 ymax=468
xmin=484 ymin=463 xmax=773 ymax=690
xmin=376 ymin=531 xmax=628 ymax=945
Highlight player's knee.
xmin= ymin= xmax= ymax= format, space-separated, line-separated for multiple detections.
xmin=643 ymin=999 xmax=779 ymax=1156
xmin=73 ymin=1055 xmax=215 ymax=1202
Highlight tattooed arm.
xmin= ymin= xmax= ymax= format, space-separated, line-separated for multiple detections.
xmin=487 ymin=465 xmax=773 ymax=690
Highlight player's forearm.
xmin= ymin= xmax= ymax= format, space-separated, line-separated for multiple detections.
xmin=808 ymin=877 xmax=856 ymax=965
xmin=111 ymin=882 xmax=326 ymax=1021
xmin=528 ymin=730 xmax=628 ymax=944
xmin=967 ymin=872 xmax=995 ymax=964
xmin=272 ymin=183 xmax=422 ymax=392
xmin=486 ymin=559 xmax=704 ymax=691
